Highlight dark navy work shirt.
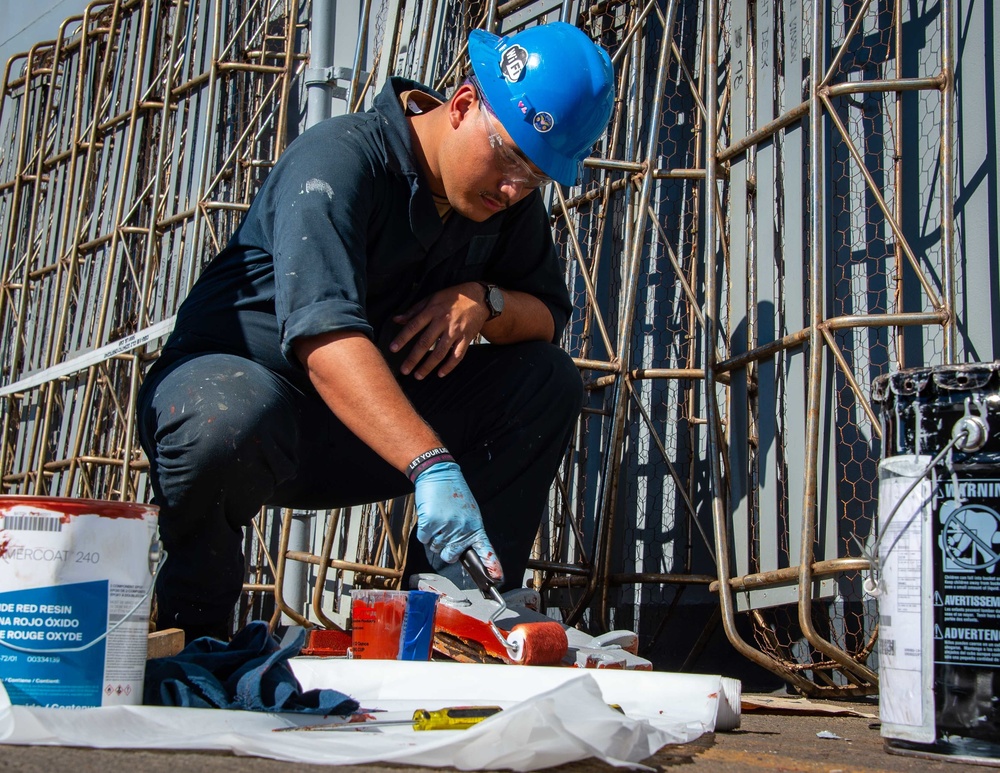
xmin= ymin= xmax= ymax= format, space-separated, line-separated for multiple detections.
xmin=159 ymin=77 xmax=571 ymax=390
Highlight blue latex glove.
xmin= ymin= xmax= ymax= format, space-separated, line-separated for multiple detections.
xmin=413 ymin=461 xmax=504 ymax=583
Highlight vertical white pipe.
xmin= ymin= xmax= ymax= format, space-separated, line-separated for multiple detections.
xmin=285 ymin=0 xmax=340 ymax=623
xmin=306 ymin=0 xmax=337 ymax=127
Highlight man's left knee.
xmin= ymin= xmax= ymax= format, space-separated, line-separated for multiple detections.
xmin=519 ymin=342 xmax=584 ymax=410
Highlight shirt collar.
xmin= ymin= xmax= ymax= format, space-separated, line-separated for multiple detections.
xmin=373 ymin=77 xmax=447 ymax=248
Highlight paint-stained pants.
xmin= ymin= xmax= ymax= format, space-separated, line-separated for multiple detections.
xmin=136 ymin=341 xmax=583 ymax=634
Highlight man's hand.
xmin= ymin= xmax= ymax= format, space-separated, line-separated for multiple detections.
xmin=413 ymin=460 xmax=505 ymax=583
xmin=390 ymin=282 xmax=489 ymax=379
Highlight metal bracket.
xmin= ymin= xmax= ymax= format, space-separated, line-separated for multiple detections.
xmin=303 ymin=66 xmax=369 ymax=101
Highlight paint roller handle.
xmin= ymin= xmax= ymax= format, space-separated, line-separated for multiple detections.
xmin=461 ymin=547 xmax=502 ymax=601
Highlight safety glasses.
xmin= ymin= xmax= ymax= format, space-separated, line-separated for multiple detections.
xmin=468 ymin=78 xmax=552 ymax=190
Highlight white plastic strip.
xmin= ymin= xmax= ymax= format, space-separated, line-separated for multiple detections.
xmin=877 ymin=455 xmax=936 ymax=744
xmin=0 ymin=660 xmax=740 ymax=770
xmin=0 ymin=317 xmax=176 ymax=398
xmin=292 ymin=658 xmax=742 ymax=733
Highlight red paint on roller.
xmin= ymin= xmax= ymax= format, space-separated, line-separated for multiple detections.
xmin=508 ymin=621 xmax=568 ymax=666
xmin=433 ymin=604 xmax=568 ymax=665
xmin=434 ymin=603 xmax=512 ymax=661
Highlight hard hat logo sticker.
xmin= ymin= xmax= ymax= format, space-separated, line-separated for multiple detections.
xmin=500 ymin=45 xmax=528 ymax=82
xmin=533 ymin=112 xmax=554 ymax=133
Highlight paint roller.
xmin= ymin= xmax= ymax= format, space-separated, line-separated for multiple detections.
xmin=459 ymin=548 xmax=568 ymax=665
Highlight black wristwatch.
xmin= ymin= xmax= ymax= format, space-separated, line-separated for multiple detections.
xmin=480 ymin=282 xmax=504 ymax=319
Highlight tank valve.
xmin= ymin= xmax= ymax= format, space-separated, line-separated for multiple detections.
xmin=953 ymin=415 xmax=989 ymax=453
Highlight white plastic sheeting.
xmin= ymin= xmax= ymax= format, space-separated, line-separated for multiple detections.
xmin=0 ymin=658 xmax=740 ymax=771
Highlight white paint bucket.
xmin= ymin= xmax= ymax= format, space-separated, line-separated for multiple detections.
xmin=0 ymin=496 xmax=159 ymax=708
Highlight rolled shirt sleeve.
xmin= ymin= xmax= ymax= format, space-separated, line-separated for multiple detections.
xmin=265 ymin=138 xmax=378 ymax=358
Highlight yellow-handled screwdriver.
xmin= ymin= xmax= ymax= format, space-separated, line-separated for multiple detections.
xmin=277 ymin=705 xmax=504 ymax=732
xmin=411 ymin=706 xmax=502 ymax=730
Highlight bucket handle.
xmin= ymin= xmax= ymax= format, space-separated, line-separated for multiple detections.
xmin=0 ymin=541 xmax=165 ymax=656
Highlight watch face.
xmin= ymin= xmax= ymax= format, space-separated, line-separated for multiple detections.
xmin=487 ymin=286 xmax=504 ymax=315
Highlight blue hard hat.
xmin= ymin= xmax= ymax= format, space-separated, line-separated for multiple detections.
xmin=468 ymin=23 xmax=615 ymax=186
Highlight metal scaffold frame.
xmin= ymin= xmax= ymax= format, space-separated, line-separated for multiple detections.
xmin=706 ymin=0 xmax=953 ymax=694
xmin=0 ymin=0 xmax=306 ymax=616
xmin=0 ymin=0 xmax=956 ymax=695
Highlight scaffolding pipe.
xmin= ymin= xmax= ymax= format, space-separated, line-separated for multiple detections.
xmin=795 ymin=0 xmax=877 ymax=688
xmin=705 ymin=0 xmax=816 ymax=694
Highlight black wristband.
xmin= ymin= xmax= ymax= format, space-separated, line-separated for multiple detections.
xmin=406 ymin=447 xmax=455 ymax=483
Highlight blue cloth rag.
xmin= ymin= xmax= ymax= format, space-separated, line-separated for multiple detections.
xmin=143 ymin=620 xmax=358 ymax=714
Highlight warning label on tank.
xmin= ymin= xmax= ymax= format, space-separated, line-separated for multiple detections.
xmin=935 ymin=477 xmax=1000 ymax=668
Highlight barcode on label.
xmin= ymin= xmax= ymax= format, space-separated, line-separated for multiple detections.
xmin=2 ymin=514 xmax=63 ymax=532
xmin=881 ymin=638 xmax=896 ymax=656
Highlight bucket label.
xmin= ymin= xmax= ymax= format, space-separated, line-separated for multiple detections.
xmin=0 ymin=581 xmax=108 ymax=708
xmin=0 ymin=501 xmax=158 ymax=708
xmin=935 ymin=477 xmax=1000 ymax=669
